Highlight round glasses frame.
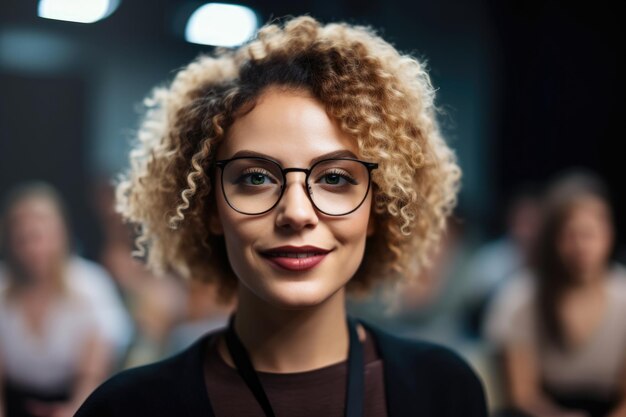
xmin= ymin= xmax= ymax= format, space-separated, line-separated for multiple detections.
xmin=214 ymin=156 xmax=379 ymax=216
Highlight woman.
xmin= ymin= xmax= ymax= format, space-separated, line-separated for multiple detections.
xmin=0 ymin=183 xmax=114 ymax=417
xmin=76 ymin=16 xmax=487 ymax=417
xmin=487 ymin=172 xmax=626 ymax=417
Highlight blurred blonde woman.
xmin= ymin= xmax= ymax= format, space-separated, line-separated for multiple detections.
xmin=0 ymin=183 xmax=117 ymax=417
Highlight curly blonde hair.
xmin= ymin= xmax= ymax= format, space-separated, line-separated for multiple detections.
xmin=116 ymin=16 xmax=461 ymax=304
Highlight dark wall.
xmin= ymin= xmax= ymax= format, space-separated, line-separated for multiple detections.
xmin=489 ymin=0 xmax=625 ymax=241
xmin=0 ymin=71 xmax=101 ymax=257
xmin=1 ymin=0 xmax=623 ymax=257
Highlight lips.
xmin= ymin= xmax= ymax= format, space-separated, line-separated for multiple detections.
xmin=264 ymin=252 xmax=324 ymax=258
xmin=259 ymin=245 xmax=332 ymax=271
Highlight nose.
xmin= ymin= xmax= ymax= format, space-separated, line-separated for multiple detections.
xmin=275 ymin=172 xmax=318 ymax=231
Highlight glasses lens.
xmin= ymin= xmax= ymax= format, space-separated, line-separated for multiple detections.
xmin=308 ymin=159 xmax=370 ymax=215
xmin=221 ymin=158 xmax=283 ymax=214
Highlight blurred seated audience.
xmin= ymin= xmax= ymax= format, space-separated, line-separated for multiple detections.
xmin=463 ymin=186 xmax=542 ymax=336
xmin=484 ymin=172 xmax=626 ymax=417
xmin=0 ymin=182 xmax=131 ymax=417
xmin=346 ymin=217 xmax=469 ymax=339
xmin=93 ymin=180 xmax=234 ymax=367
xmin=93 ymin=179 xmax=153 ymax=298
xmin=121 ymin=275 xmax=186 ymax=368
xmin=165 ymin=279 xmax=234 ymax=355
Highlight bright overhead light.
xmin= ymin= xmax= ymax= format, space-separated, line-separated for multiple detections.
xmin=185 ymin=3 xmax=258 ymax=47
xmin=38 ymin=0 xmax=120 ymax=24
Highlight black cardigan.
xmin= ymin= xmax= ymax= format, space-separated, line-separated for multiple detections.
xmin=75 ymin=320 xmax=488 ymax=417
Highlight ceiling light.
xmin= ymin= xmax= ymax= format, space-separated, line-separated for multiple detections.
xmin=38 ymin=0 xmax=120 ymax=24
xmin=185 ymin=3 xmax=258 ymax=47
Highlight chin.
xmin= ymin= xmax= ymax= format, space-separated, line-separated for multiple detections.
xmin=258 ymin=280 xmax=345 ymax=310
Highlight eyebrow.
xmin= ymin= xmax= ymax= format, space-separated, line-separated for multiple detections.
xmin=227 ymin=149 xmax=359 ymax=166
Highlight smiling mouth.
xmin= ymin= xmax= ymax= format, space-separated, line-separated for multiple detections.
xmin=259 ymin=245 xmax=332 ymax=257
xmin=259 ymin=246 xmax=332 ymax=271
xmin=262 ymin=252 xmax=327 ymax=258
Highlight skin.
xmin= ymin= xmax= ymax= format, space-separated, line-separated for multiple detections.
xmin=557 ymin=197 xmax=614 ymax=351
xmin=505 ymin=196 xmax=625 ymax=417
xmin=556 ymin=196 xmax=613 ymax=286
xmin=7 ymin=196 xmax=68 ymax=283
xmin=210 ymin=87 xmax=372 ymax=373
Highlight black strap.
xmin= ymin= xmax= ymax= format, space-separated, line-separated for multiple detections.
xmin=224 ymin=314 xmax=276 ymax=417
xmin=345 ymin=315 xmax=364 ymax=417
xmin=224 ymin=314 xmax=364 ymax=417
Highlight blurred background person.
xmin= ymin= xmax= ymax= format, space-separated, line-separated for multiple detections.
xmin=347 ymin=217 xmax=471 ymax=339
xmin=120 ymin=275 xmax=186 ymax=369
xmin=92 ymin=180 xmax=234 ymax=368
xmin=485 ymin=172 xmax=626 ymax=417
xmin=164 ymin=280 xmax=235 ymax=356
xmin=0 ymin=182 xmax=130 ymax=417
xmin=463 ymin=186 xmax=543 ymax=336
xmin=1 ymin=1 xmax=625 ymax=415
xmin=93 ymin=179 xmax=185 ymax=368
xmin=93 ymin=179 xmax=152 ymax=300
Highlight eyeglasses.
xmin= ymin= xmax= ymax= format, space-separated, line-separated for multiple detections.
xmin=215 ymin=156 xmax=378 ymax=216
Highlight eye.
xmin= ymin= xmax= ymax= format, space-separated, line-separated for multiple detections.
xmin=236 ymin=169 xmax=279 ymax=186
xmin=247 ymin=173 xmax=268 ymax=185
xmin=316 ymin=169 xmax=357 ymax=186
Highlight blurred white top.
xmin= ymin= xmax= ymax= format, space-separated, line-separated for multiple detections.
xmin=0 ymin=256 xmax=133 ymax=391
xmin=0 ymin=287 xmax=98 ymax=391
xmin=59 ymin=256 xmax=133 ymax=352
xmin=484 ymin=263 xmax=626 ymax=397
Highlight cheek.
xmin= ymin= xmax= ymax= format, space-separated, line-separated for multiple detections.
xmin=558 ymin=228 xmax=611 ymax=267
xmin=338 ymin=211 xmax=370 ymax=246
xmin=215 ymin=196 xmax=266 ymax=271
xmin=589 ymin=227 xmax=612 ymax=260
xmin=333 ymin=198 xmax=372 ymax=260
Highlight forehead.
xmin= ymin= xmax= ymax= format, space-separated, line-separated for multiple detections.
xmin=565 ymin=197 xmax=610 ymax=224
xmin=216 ymin=88 xmax=360 ymax=165
xmin=9 ymin=196 xmax=58 ymax=219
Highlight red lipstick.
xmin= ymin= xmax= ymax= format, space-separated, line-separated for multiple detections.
xmin=260 ymin=245 xmax=332 ymax=272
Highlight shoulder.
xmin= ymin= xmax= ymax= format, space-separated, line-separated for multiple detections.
xmin=76 ymin=356 xmax=182 ymax=416
xmin=65 ymin=256 xmax=120 ymax=303
xmin=483 ymin=270 xmax=536 ymax=344
xmin=66 ymin=256 xmax=115 ymax=287
xmin=607 ymin=264 xmax=626 ymax=311
xmin=76 ymin=331 xmax=218 ymax=417
xmin=485 ymin=269 xmax=535 ymax=324
xmin=495 ymin=269 xmax=535 ymax=305
xmin=608 ymin=263 xmax=626 ymax=293
xmin=362 ymin=320 xmax=488 ymax=416
xmin=0 ymin=262 xmax=9 ymax=294
xmin=378 ymin=328 xmax=481 ymax=384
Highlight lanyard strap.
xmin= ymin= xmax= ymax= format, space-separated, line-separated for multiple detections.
xmin=224 ymin=314 xmax=364 ymax=417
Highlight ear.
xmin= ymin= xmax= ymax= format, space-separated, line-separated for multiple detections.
xmin=208 ymin=209 xmax=224 ymax=235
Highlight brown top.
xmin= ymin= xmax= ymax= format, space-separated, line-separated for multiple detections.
xmin=203 ymin=328 xmax=388 ymax=417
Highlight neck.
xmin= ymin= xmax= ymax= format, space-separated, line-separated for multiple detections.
xmin=222 ymin=286 xmax=351 ymax=373
xmin=569 ymin=265 xmax=607 ymax=291
xmin=10 ymin=269 xmax=60 ymax=295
